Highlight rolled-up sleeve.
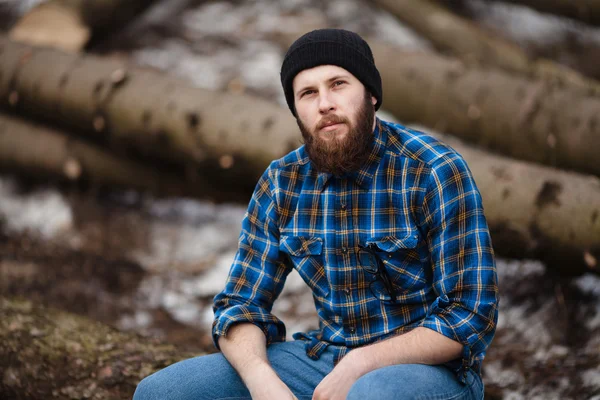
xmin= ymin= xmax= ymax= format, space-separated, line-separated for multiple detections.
xmin=418 ymin=154 xmax=499 ymax=380
xmin=212 ymin=166 xmax=291 ymax=350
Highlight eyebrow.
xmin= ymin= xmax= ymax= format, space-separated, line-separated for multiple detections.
xmin=295 ymin=75 xmax=351 ymax=97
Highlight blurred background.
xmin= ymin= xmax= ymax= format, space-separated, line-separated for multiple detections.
xmin=0 ymin=0 xmax=599 ymax=399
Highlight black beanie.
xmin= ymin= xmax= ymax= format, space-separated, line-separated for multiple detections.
xmin=280 ymin=29 xmax=383 ymax=116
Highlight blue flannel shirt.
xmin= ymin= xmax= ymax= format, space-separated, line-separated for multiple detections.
xmin=212 ymin=119 xmax=499 ymax=383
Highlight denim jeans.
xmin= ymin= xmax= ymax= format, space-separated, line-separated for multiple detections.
xmin=133 ymin=340 xmax=484 ymax=400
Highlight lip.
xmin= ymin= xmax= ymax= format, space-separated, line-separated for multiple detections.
xmin=320 ymin=122 xmax=343 ymax=131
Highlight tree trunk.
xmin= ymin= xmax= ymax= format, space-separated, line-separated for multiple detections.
xmin=0 ymin=297 xmax=196 ymax=400
xmin=0 ymin=113 xmax=193 ymax=196
xmin=372 ymin=0 xmax=600 ymax=95
xmin=419 ymin=127 xmax=600 ymax=275
xmin=9 ymin=0 xmax=156 ymax=52
xmin=493 ymin=0 xmax=600 ymax=27
xmin=0 ymin=36 xmax=300 ymax=191
xmin=369 ymin=41 xmax=600 ymax=177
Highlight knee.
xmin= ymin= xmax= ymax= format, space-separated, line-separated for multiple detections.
xmin=346 ymin=373 xmax=376 ymax=400
xmin=133 ymin=373 xmax=161 ymax=400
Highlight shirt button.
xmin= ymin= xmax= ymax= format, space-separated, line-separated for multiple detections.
xmin=341 ymin=204 xmax=347 ymax=211
xmin=387 ymin=254 xmax=392 ymax=258
xmin=344 ymin=287 xmax=351 ymax=295
xmin=348 ymin=326 xmax=356 ymax=334
xmin=342 ymin=247 xmax=348 ymax=254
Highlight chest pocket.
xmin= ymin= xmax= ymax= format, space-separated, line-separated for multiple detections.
xmin=279 ymin=236 xmax=330 ymax=297
xmin=365 ymin=233 xmax=427 ymax=295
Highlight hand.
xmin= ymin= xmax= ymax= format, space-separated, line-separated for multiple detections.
xmin=312 ymin=356 xmax=365 ymax=400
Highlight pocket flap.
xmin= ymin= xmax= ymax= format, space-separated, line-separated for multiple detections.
xmin=366 ymin=232 xmax=418 ymax=252
xmin=280 ymin=236 xmax=323 ymax=257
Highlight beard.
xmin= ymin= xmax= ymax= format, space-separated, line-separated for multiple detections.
xmin=297 ymin=91 xmax=376 ymax=177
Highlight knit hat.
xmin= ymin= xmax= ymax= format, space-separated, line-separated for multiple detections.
xmin=280 ymin=29 xmax=383 ymax=116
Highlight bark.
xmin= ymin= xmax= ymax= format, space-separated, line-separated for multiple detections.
xmin=0 ymin=113 xmax=192 ymax=196
xmin=372 ymin=0 xmax=600 ymax=95
xmin=9 ymin=0 xmax=156 ymax=52
xmin=0 ymin=36 xmax=300 ymax=191
xmin=369 ymin=42 xmax=600 ymax=177
xmin=0 ymin=297 xmax=196 ymax=400
xmin=427 ymin=129 xmax=600 ymax=275
xmin=493 ymin=0 xmax=600 ymax=27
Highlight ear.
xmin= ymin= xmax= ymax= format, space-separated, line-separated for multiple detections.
xmin=371 ymin=96 xmax=377 ymax=105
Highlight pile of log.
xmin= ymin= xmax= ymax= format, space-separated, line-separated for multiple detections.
xmin=1 ymin=0 xmax=600 ymax=396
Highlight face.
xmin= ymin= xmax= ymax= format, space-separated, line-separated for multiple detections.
xmin=292 ymin=65 xmax=377 ymax=176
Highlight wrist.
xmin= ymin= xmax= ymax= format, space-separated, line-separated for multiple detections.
xmin=344 ymin=347 xmax=374 ymax=377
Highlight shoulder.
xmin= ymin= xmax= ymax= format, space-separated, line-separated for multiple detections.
xmin=381 ymin=120 xmax=471 ymax=176
xmin=262 ymin=145 xmax=311 ymax=182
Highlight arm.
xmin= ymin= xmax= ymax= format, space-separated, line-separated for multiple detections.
xmin=417 ymin=154 xmax=499 ymax=380
xmin=212 ymin=167 xmax=296 ymax=398
xmin=219 ymin=323 xmax=297 ymax=399
xmin=313 ymin=327 xmax=462 ymax=400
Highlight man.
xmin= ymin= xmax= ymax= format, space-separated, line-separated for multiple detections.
xmin=134 ymin=28 xmax=498 ymax=400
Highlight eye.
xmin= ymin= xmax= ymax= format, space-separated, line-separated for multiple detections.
xmin=333 ymin=80 xmax=346 ymax=87
xmin=301 ymin=89 xmax=315 ymax=98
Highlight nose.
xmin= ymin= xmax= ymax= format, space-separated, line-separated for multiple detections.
xmin=318 ymin=91 xmax=335 ymax=114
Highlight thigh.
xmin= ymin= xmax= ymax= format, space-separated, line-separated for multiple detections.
xmin=133 ymin=341 xmax=333 ymax=400
xmin=267 ymin=340 xmax=334 ymax=397
xmin=133 ymin=351 xmax=249 ymax=400
xmin=347 ymin=364 xmax=484 ymax=400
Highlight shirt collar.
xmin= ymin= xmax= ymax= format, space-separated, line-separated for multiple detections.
xmin=315 ymin=118 xmax=388 ymax=192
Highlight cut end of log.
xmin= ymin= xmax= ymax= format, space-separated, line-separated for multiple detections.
xmin=9 ymin=3 xmax=91 ymax=52
xmin=63 ymin=158 xmax=82 ymax=180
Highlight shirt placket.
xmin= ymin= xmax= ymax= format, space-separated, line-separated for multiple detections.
xmin=334 ymin=178 xmax=359 ymax=344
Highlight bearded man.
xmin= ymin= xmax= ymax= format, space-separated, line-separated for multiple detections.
xmin=134 ymin=28 xmax=499 ymax=400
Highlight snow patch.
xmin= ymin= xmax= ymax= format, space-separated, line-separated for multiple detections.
xmin=0 ymin=177 xmax=73 ymax=239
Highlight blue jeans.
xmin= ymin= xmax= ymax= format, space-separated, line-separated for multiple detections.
xmin=134 ymin=340 xmax=484 ymax=400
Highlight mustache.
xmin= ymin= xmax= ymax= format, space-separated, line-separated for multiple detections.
xmin=316 ymin=115 xmax=349 ymax=130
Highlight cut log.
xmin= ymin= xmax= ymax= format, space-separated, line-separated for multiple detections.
xmin=492 ymin=0 xmax=600 ymax=27
xmin=9 ymin=0 xmax=156 ymax=52
xmin=369 ymin=42 xmax=600 ymax=178
xmin=0 ymin=112 xmax=192 ymax=196
xmin=0 ymin=297 xmax=196 ymax=400
xmin=0 ymin=36 xmax=300 ymax=190
xmin=413 ymin=125 xmax=600 ymax=275
xmin=372 ymin=0 xmax=600 ymax=95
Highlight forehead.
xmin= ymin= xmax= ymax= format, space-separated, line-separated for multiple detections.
xmin=292 ymin=65 xmax=357 ymax=89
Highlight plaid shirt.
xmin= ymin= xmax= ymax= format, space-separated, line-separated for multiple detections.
xmin=212 ymin=119 xmax=499 ymax=383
